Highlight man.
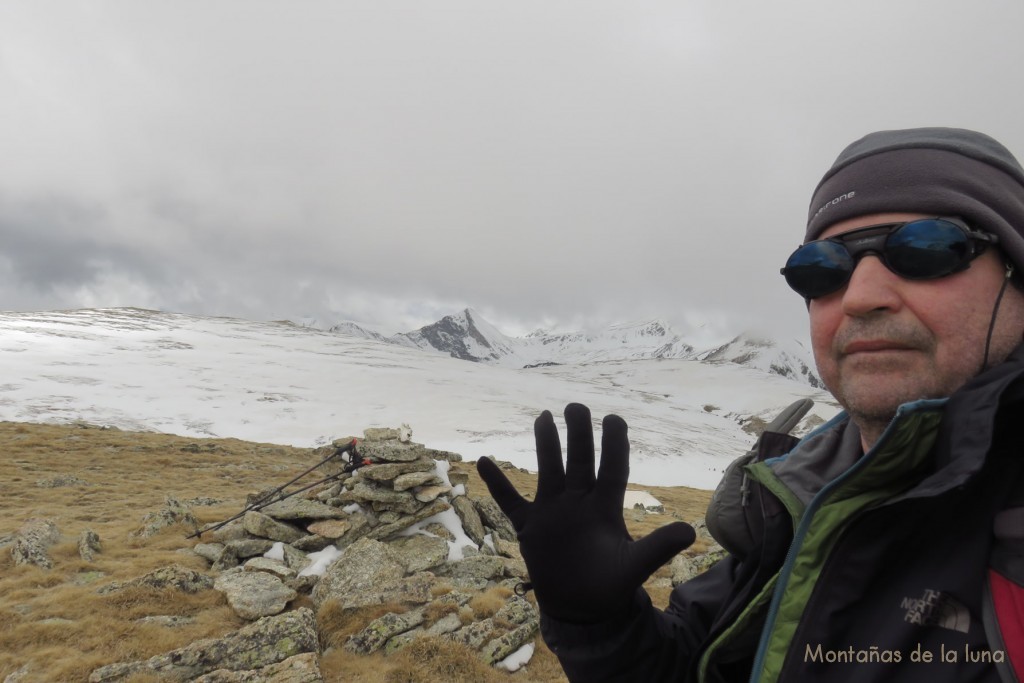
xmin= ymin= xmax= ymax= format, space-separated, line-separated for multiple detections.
xmin=478 ymin=127 xmax=1024 ymax=682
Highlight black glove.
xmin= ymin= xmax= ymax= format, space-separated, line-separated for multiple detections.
xmin=477 ymin=403 xmax=695 ymax=623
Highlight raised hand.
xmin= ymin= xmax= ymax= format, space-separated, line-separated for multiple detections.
xmin=477 ymin=403 xmax=695 ymax=623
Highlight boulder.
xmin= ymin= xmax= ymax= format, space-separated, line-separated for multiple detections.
xmin=363 ymin=427 xmax=402 ymax=441
xmin=391 ymin=471 xmax=443 ymax=491
xmin=481 ymin=622 xmax=539 ymax=666
xmin=190 ymin=652 xmax=323 ymax=682
xmin=494 ymin=595 xmax=537 ymax=626
xmin=311 ymin=538 xmax=405 ymax=608
xmin=671 ymin=545 xmax=727 ymax=585
xmin=344 ymin=608 xmax=426 ymax=654
xmin=359 ymin=442 xmax=432 ymax=463
xmin=451 ymin=497 xmax=486 ymax=547
xmin=443 ymin=555 xmax=505 ymax=582
xmin=472 ymin=497 xmax=517 ymax=542
xmin=11 ymin=518 xmax=60 ymax=569
xmin=339 ymin=482 xmax=420 ymax=515
xmin=213 ymin=546 xmax=241 ymax=571
xmin=243 ymin=512 xmax=306 ymax=544
xmin=291 ymin=535 xmax=335 ymax=552
xmin=214 ymin=570 xmax=297 ymax=620
xmin=389 ymin=535 xmax=450 ymax=573
xmin=445 ymin=619 xmax=496 ymax=650
xmin=88 ymin=608 xmax=318 ymax=682
xmin=131 ymin=497 xmax=198 ymax=538
xmin=98 ymin=564 xmax=213 ymax=595
xmin=225 ymin=538 xmax=276 ymax=559
xmin=78 ymin=529 xmax=102 ymax=562
xmin=193 ymin=542 xmax=226 ymax=564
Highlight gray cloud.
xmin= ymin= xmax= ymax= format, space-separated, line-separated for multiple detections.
xmin=1 ymin=1 xmax=1023 ymax=342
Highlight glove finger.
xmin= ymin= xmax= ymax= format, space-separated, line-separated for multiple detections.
xmin=476 ymin=457 xmax=530 ymax=529
xmin=627 ymin=522 xmax=697 ymax=585
xmin=564 ymin=403 xmax=596 ymax=492
xmin=534 ymin=410 xmax=565 ymax=500
xmin=596 ymin=413 xmax=630 ymax=508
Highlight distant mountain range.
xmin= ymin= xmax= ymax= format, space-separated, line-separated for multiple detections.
xmin=316 ymin=308 xmax=822 ymax=388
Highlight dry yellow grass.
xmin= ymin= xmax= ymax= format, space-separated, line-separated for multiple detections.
xmin=0 ymin=421 xmax=713 ymax=682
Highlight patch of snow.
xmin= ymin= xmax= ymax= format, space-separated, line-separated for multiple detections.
xmin=398 ymin=506 xmax=478 ymax=561
xmin=497 ymin=642 xmax=535 ymax=672
xmin=298 ymin=545 xmax=344 ymax=577
xmin=263 ymin=542 xmax=285 ymax=561
xmin=623 ymin=490 xmax=663 ymax=512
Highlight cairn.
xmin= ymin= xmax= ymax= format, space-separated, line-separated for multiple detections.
xmin=87 ymin=426 xmax=539 ymax=681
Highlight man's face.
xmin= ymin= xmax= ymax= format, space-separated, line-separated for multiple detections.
xmin=809 ymin=212 xmax=1024 ymax=436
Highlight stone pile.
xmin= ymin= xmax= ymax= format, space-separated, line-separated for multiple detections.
xmin=85 ymin=425 xmax=538 ymax=681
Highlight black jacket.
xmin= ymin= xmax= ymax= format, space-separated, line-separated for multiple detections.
xmin=542 ymin=346 xmax=1024 ymax=682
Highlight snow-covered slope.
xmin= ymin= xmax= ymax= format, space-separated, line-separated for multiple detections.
xmin=521 ymin=319 xmax=696 ymax=366
xmin=699 ymin=333 xmax=824 ymax=389
xmin=332 ymin=308 xmax=822 ymax=387
xmin=0 ymin=308 xmax=838 ymax=489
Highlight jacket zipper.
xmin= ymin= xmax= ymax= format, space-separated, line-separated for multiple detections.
xmin=746 ymin=400 xmax=946 ymax=683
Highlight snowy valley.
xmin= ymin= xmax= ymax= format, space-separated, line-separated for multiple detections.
xmin=0 ymin=308 xmax=839 ymax=489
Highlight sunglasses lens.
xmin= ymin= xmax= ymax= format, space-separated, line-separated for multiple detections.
xmin=784 ymin=240 xmax=853 ymax=298
xmin=885 ymin=219 xmax=971 ymax=279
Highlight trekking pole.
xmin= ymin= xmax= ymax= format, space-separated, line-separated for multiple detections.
xmin=187 ymin=439 xmax=357 ymax=539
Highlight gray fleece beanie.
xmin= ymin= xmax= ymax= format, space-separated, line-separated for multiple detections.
xmin=806 ymin=127 xmax=1024 ymax=273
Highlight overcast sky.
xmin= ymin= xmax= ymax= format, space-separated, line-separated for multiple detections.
xmin=2 ymin=1 xmax=1023 ymax=343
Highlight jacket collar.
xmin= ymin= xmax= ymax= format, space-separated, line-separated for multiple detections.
xmin=769 ymin=342 xmax=1024 ymax=501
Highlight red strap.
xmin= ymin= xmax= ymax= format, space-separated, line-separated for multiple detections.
xmin=990 ymin=569 xmax=1024 ymax=678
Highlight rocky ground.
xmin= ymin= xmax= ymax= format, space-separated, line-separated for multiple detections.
xmin=0 ymin=421 xmax=718 ymax=682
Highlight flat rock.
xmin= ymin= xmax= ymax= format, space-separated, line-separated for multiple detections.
xmin=191 ymin=652 xmax=323 ymax=682
xmin=243 ymin=511 xmax=306 ymax=544
xmin=413 ymin=485 xmax=451 ymax=503
xmin=244 ymin=557 xmax=296 ymax=580
xmin=345 ymin=608 xmax=426 ymax=654
xmin=98 ymin=564 xmax=213 ymax=595
xmin=452 ymin=497 xmax=486 ymax=547
xmin=390 ymin=535 xmax=449 ymax=573
xmin=472 ymin=497 xmax=517 ymax=542
xmin=305 ymin=519 xmax=350 ymax=539
xmin=481 ymin=622 xmax=539 ymax=665
xmin=88 ymin=608 xmax=318 ymax=682
xmin=392 ymin=471 xmax=443 ymax=491
xmin=225 ymin=538 xmax=275 ymax=558
xmin=214 ymin=570 xmax=297 ymax=620
xmin=259 ymin=498 xmax=346 ymax=521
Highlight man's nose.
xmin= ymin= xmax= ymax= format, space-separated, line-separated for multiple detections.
xmin=840 ymin=254 xmax=903 ymax=316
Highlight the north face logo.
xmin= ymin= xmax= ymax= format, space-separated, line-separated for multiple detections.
xmin=901 ymin=589 xmax=970 ymax=633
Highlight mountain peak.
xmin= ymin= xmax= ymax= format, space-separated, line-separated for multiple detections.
xmin=391 ymin=308 xmax=519 ymax=363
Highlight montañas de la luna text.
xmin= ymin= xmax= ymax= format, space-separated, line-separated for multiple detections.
xmin=804 ymin=643 xmax=1006 ymax=665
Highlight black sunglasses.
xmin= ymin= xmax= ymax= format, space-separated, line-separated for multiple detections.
xmin=781 ymin=217 xmax=998 ymax=299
